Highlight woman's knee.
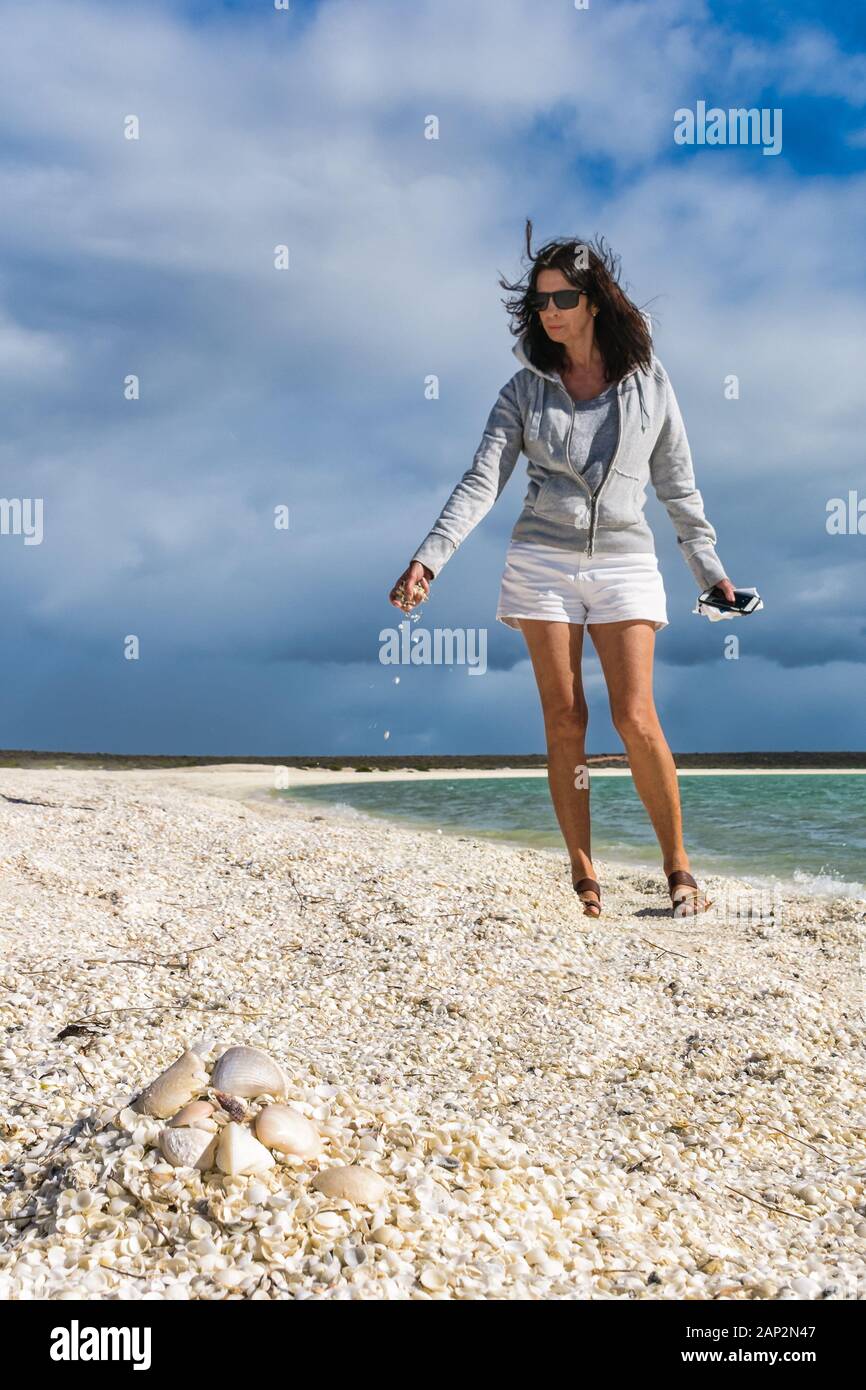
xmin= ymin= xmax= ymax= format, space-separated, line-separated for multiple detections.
xmin=543 ymin=701 xmax=589 ymax=743
xmin=611 ymin=704 xmax=659 ymax=742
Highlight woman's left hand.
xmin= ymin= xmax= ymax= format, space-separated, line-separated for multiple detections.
xmin=715 ymin=578 xmax=737 ymax=603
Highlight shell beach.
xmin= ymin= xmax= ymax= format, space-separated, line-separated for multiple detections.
xmin=0 ymin=765 xmax=864 ymax=1301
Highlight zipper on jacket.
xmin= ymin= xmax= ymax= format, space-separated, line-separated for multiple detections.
xmin=557 ymin=381 xmax=593 ymax=501
xmin=587 ymin=382 xmax=624 ymax=556
xmin=557 ymin=375 xmax=625 ymax=557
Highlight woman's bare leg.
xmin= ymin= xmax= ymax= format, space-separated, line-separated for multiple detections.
xmin=587 ymin=619 xmax=686 ymax=871
xmin=517 ymin=619 xmax=599 ymax=911
xmin=587 ymin=619 xmax=707 ymax=911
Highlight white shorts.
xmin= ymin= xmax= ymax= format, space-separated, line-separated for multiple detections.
xmin=496 ymin=541 xmax=669 ymax=631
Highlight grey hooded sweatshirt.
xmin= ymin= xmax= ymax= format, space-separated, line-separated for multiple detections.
xmin=411 ymin=331 xmax=728 ymax=592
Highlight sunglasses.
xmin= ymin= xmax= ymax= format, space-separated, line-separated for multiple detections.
xmin=527 ymin=288 xmax=587 ymax=312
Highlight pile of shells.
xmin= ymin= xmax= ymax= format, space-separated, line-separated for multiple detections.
xmin=129 ymin=1043 xmax=387 ymax=1204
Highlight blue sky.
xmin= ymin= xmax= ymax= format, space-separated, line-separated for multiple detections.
xmin=1 ymin=0 xmax=864 ymax=755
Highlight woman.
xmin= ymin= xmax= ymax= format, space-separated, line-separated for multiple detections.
xmin=389 ymin=223 xmax=735 ymax=919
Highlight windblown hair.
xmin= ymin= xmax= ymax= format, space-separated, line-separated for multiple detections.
xmin=499 ymin=220 xmax=654 ymax=382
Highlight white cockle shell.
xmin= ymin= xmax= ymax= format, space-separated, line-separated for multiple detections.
xmin=210 ymin=1046 xmax=288 ymax=1100
xmin=255 ymin=1105 xmax=321 ymax=1158
xmin=169 ymin=1101 xmax=217 ymax=1132
xmin=311 ymin=1166 xmax=388 ymax=1205
xmin=215 ymin=1121 xmax=276 ymax=1176
xmin=133 ymin=1050 xmax=209 ymax=1119
xmin=159 ymin=1125 xmax=217 ymax=1170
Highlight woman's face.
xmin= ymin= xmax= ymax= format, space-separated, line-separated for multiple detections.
xmin=534 ymin=267 xmax=595 ymax=342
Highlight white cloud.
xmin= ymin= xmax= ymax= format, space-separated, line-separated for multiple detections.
xmin=0 ymin=303 xmax=68 ymax=375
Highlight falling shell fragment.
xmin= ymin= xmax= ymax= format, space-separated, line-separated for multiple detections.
xmin=215 ymin=1122 xmax=277 ymax=1176
xmin=311 ymin=1166 xmax=389 ymax=1205
xmin=210 ymin=1046 xmax=288 ymax=1100
xmin=255 ymin=1104 xmax=322 ymax=1158
xmin=132 ymin=1050 xmax=209 ymax=1119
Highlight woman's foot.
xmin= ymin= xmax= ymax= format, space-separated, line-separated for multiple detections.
xmin=573 ymin=875 xmax=602 ymax=917
xmin=667 ymin=870 xmax=713 ymax=918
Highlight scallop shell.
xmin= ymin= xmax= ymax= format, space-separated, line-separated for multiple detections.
xmin=132 ymin=1050 xmax=209 ymax=1119
xmin=255 ymin=1105 xmax=322 ymax=1158
xmin=311 ymin=1166 xmax=388 ymax=1205
xmin=169 ymin=1101 xmax=217 ymax=1132
xmin=159 ymin=1126 xmax=217 ymax=1170
xmin=215 ymin=1122 xmax=276 ymax=1176
xmin=210 ymin=1046 xmax=288 ymax=1100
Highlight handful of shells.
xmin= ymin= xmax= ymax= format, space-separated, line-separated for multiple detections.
xmin=127 ymin=1043 xmax=387 ymax=1203
xmin=393 ymin=577 xmax=429 ymax=613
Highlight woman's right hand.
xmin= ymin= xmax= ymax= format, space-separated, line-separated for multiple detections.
xmin=389 ymin=561 xmax=433 ymax=613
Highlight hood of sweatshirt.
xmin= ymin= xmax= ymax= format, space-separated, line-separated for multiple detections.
xmin=510 ymin=330 xmax=651 ymax=433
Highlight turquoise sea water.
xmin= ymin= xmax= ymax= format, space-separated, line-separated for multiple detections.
xmin=281 ymin=774 xmax=866 ymax=899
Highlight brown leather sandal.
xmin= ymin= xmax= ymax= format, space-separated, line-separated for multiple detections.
xmin=573 ymin=876 xmax=602 ymax=917
xmin=668 ymin=870 xmax=713 ymax=918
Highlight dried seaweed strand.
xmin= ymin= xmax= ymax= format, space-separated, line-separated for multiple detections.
xmin=724 ymin=1185 xmax=813 ymax=1223
xmin=640 ymin=938 xmax=695 ymax=961
xmin=763 ymin=1125 xmax=836 ymax=1163
xmin=19 ymin=940 xmax=220 ymax=975
xmin=55 ymin=1004 xmax=281 ymax=1034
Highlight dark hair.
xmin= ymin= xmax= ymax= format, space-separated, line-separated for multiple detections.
xmin=498 ymin=220 xmax=654 ymax=382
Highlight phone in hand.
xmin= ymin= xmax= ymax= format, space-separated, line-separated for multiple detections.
xmin=699 ymin=585 xmax=762 ymax=614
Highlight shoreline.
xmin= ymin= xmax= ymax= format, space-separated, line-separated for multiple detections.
xmin=268 ymin=766 xmax=864 ymax=781
xmin=4 ymin=763 xmax=860 ymax=900
xmin=32 ymin=761 xmax=861 ymax=795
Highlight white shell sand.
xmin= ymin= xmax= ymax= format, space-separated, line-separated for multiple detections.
xmin=0 ymin=766 xmax=863 ymax=1301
